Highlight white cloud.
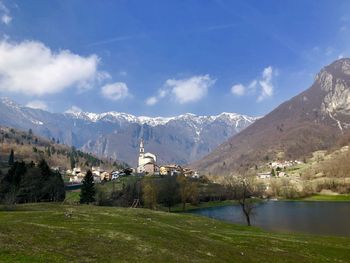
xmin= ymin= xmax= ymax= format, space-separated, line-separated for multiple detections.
xmin=230 ymin=67 xmax=275 ymax=102
xmin=166 ymin=75 xmax=215 ymax=104
xmin=0 ymin=1 xmax=11 ymax=25
xmin=231 ymin=84 xmax=245 ymax=96
xmin=231 ymin=80 xmax=258 ymax=97
xmin=26 ymin=100 xmax=48 ymax=111
xmin=0 ymin=39 xmax=103 ymax=96
xmin=101 ymin=82 xmax=129 ymax=101
xmin=257 ymin=66 xmax=274 ymax=102
xmin=146 ymin=75 xmax=215 ymax=106
xmin=248 ymin=80 xmax=258 ymax=90
xmin=145 ymin=96 xmax=158 ymax=106
xmin=65 ymin=105 xmax=83 ymax=114
xmin=1 ymin=14 xmax=11 ymax=24
xmin=158 ymin=89 xmax=167 ymax=98
xmin=145 ymin=89 xmax=167 ymax=106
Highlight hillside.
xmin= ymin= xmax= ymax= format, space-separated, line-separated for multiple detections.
xmin=0 ymin=97 xmax=258 ymax=166
xmin=0 ymin=126 xmax=125 ymax=171
xmin=286 ymin=141 xmax=350 ymax=187
xmin=193 ymin=58 xmax=350 ymax=175
xmin=0 ymin=203 xmax=349 ymax=262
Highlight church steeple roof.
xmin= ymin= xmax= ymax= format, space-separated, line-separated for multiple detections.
xmin=139 ymin=138 xmax=144 ymax=153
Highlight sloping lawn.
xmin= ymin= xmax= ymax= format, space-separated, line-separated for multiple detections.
xmin=0 ymin=203 xmax=349 ymax=262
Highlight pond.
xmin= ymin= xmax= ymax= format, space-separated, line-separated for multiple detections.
xmin=189 ymin=201 xmax=350 ymax=237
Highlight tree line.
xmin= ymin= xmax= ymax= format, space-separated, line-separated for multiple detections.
xmin=80 ymin=173 xmax=200 ymax=212
xmin=79 ymin=170 xmax=263 ymax=226
xmin=0 ymin=155 xmax=65 ymax=206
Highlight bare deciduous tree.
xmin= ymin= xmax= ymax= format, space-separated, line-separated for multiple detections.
xmin=225 ymin=175 xmax=262 ymax=226
xmin=142 ymin=177 xmax=158 ymax=210
xmin=177 ymin=175 xmax=199 ymax=211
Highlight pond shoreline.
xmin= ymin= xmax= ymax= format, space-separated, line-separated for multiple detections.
xmin=177 ymin=194 xmax=350 ymax=212
xmin=282 ymin=194 xmax=350 ymax=202
xmin=187 ymin=200 xmax=350 ymax=237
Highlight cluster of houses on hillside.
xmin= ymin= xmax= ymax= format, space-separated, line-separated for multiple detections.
xmin=67 ymin=139 xmax=199 ymax=183
xmin=257 ymin=160 xmax=302 ymax=180
xmin=67 ymin=167 xmax=125 ymax=183
xmin=268 ymin=160 xmax=302 ymax=169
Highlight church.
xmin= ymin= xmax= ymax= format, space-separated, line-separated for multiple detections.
xmin=137 ymin=139 xmax=157 ymax=174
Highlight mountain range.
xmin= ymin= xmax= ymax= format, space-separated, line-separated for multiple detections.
xmin=0 ymin=98 xmax=258 ymax=167
xmin=193 ymin=58 xmax=350 ymax=175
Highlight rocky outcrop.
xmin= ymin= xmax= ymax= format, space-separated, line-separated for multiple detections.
xmin=193 ymin=58 xmax=350 ymax=175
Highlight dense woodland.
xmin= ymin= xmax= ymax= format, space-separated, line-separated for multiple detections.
xmin=0 ymin=158 xmax=65 ymax=205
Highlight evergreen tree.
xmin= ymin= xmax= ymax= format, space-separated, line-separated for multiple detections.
xmin=1 ymin=159 xmax=65 ymax=204
xmin=0 ymin=161 xmax=26 ymax=203
xmin=38 ymin=159 xmax=52 ymax=200
xmin=271 ymin=168 xmax=276 ymax=177
xmin=8 ymin=149 xmax=14 ymax=166
xmin=46 ymin=146 xmax=51 ymax=157
xmin=39 ymin=159 xmax=51 ymax=181
xmin=80 ymin=170 xmax=95 ymax=204
xmin=46 ymin=171 xmax=65 ymax=202
xmin=70 ymin=156 xmax=76 ymax=169
xmin=16 ymin=167 xmax=42 ymax=203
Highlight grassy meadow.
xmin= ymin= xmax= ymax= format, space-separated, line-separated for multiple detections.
xmin=300 ymin=194 xmax=350 ymax=201
xmin=0 ymin=203 xmax=350 ymax=262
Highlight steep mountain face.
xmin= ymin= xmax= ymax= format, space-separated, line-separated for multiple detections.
xmin=193 ymin=58 xmax=350 ymax=175
xmin=0 ymin=98 xmax=258 ymax=166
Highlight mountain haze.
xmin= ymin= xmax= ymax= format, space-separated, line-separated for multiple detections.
xmin=193 ymin=58 xmax=350 ymax=175
xmin=0 ymin=98 xmax=258 ymax=166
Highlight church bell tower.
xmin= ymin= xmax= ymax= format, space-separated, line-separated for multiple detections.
xmin=138 ymin=139 xmax=145 ymax=168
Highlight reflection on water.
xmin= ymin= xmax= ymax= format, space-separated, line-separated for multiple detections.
xmin=189 ymin=201 xmax=350 ymax=237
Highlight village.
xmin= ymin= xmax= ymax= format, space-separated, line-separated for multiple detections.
xmin=256 ymin=160 xmax=303 ymax=180
xmin=66 ymin=139 xmax=304 ymax=185
xmin=67 ymin=139 xmax=199 ymax=184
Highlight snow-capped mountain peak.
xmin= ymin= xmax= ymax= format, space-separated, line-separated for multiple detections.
xmin=0 ymin=97 xmax=259 ymax=166
xmin=63 ymin=109 xmax=258 ymax=127
xmin=0 ymin=97 xmax=21 ymax=110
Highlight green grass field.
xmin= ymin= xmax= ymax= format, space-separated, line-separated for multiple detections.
xmin=301 ymin=194 xmax=350 ymax=201
xmin=170 ymin=200 xmax=238 ymax=212
xmin=0 ymin=203 xmax=350 ymax=262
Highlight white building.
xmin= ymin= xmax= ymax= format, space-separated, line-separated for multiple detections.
xmin=137 ymin=139 xmax=157 ymax=174
xmin=257 ymin=172 xmax=271 ymax=179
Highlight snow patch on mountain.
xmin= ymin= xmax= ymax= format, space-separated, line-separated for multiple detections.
xmin=63 ymin=108 xmax=259 ymax=127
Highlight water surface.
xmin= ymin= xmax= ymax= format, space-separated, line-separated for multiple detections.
xmin=189 ymin=201 xmax=350 ymax=237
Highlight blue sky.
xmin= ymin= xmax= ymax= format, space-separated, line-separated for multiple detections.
xmin=0 ymin=0 xmax=349 ymax=117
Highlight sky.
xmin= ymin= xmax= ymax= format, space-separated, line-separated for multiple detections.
xmin=0 ymin=0 xmax=350 ymax=117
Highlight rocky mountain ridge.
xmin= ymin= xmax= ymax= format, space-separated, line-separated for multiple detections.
xmin=193 ymin=58 xmax=350 ymax=175
xmin=0 ymin=97 xmax=258 ymax=166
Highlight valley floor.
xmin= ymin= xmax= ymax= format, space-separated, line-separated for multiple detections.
xmin=0 ymin=204 xmax=350 ymax=262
